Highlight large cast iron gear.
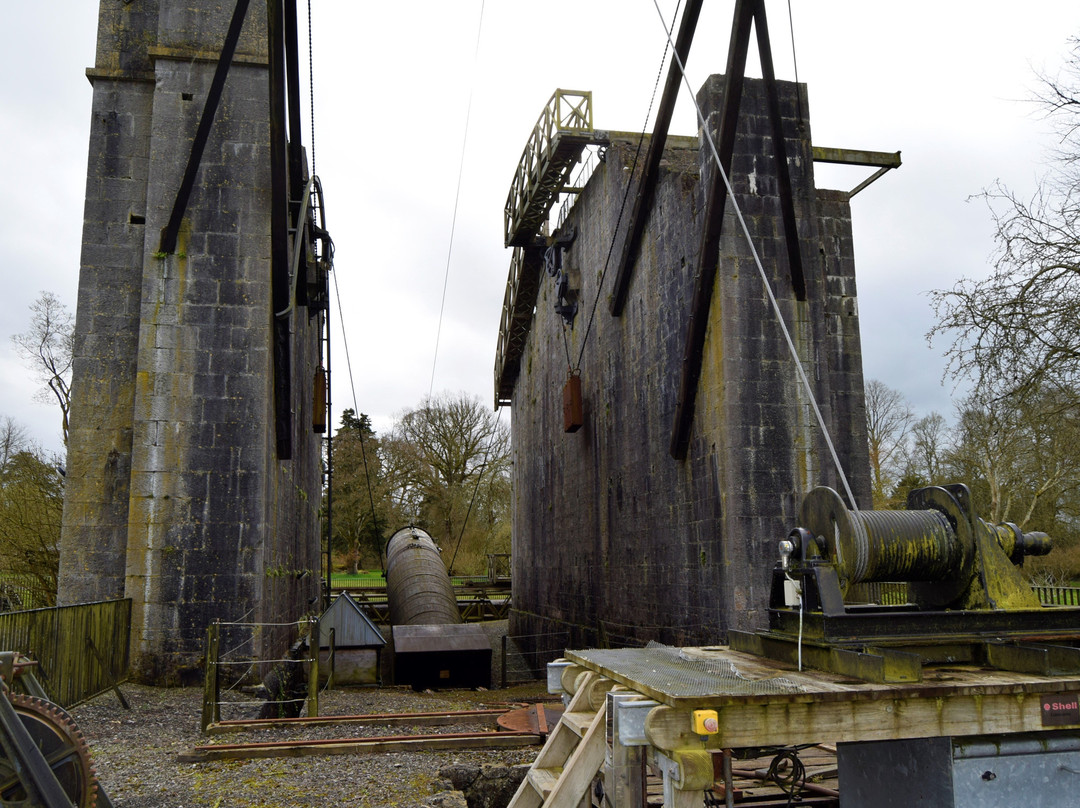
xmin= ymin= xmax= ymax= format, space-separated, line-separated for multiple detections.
xmin=0 ymin=694 xmax=97 ymax=808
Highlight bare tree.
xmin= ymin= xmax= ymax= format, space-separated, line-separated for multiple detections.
xmin=945 ymin=392 xmax=1080 ymax=529
xmin=388 ymin=393 xmax=511 ymax=573
xmin=0 ymin=444 xmax=63 ymax=606
xmin=908 ymin=411 xmax=949 ymax=483
xmin=864 ymin=379 xmax=914 ymax=508
xmin=929 ymin=38 xmax=1080 ymax=402
xmin=11 ymin=292 xmax=74 ymax=446
xmin=0 ymin=417 xmax=28 ymax=469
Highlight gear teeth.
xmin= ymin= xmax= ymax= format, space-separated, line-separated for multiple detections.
xmin=5 ymin=692 xmax=97 ymax=807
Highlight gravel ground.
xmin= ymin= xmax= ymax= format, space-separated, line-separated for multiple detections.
xmin=70 ymin=680 xmax=550 ymax=808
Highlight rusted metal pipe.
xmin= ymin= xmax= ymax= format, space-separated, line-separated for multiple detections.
xmin=385 ymin=527 xmax=461 ymax=626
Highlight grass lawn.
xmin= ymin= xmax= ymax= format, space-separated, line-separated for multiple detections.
xmin=331 ymin=571 xmax=386 ymax=588
xmin=330 ymin=571 xmax=494 ymax=589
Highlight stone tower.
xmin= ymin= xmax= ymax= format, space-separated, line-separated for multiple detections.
xmin=503 ymin=76 xmax=872 ymax=651
xmin=60 ymin=0 xmax=323 ymax=681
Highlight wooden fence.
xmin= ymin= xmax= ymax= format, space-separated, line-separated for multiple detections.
xmin=0 ymin=599 xmax=131 ymax=708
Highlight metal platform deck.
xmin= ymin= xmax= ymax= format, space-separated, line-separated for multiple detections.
xmin=565 ymin=644 xmax=1080 ymax=748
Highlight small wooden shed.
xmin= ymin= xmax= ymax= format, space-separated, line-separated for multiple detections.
xmin=318 ymin=592 xmax=386 ymax=685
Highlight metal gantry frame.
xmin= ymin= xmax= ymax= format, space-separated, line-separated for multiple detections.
xmin=496 ymin=90 xmax=610 ymax=408
xmin=503 ymin=89 xmax=603 ymax=249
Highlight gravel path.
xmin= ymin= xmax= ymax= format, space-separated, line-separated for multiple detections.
xmin=70 ymin=681 xmax=549 ymax=808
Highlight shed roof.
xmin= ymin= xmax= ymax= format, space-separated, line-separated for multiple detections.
xmin=319 ymin=591 xmax=386 ymax=648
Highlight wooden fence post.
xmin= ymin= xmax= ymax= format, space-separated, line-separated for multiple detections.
xmin=201 ymin=621 xmax=220 ymax=733
xmin=326 ymin=627 xmax=335 ymax=691
xmin=306 ymin=618 xmax=319 ymax=718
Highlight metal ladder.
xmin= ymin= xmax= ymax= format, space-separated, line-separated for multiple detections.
xmin=508 ymin=669 xmax=614 ymax=808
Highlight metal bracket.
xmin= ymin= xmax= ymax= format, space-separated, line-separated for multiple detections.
xmin=986 ymin=641 xmax=1080 ymax=676
xmin=547 ymin=660 xmax=572 ymax=695
xmin=614 ymin=696 xmax=660 ymax=746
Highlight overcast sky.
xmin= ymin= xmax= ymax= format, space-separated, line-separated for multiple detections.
xmin=3 ymin=1 xmax=1079 ymax=456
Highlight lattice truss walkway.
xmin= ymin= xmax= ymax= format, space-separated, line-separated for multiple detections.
xmin=495 ymin=90 xmax=608 ymax=407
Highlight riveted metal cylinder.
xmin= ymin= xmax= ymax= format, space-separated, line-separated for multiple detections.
xmin=385 ymin=527 xmax=461 ymax=626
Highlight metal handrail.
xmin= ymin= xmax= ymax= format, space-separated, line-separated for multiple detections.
xmin=494 ymin=248 xmax=525 ymax=406
xmin=503 ymin=89 xmax=594 ymax=247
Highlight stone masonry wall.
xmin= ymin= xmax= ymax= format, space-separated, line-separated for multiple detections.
xmin=508 ymin=76 xmax=871 ymax=653
xmin=61 ymin=0 xmax=322 ymax=682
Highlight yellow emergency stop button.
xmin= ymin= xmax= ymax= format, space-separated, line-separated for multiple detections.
xmin=692 ymin=709 xmax=719 ymax=734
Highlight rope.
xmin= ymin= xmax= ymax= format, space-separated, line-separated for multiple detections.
xmin=649 ymin=0 xmax=860 ymax=511
xmin=572 ymin=0 xmax=682 ymax=373
xmin=429 ymin=0 xmax=486 ymax=398
xmin=561 ymin=320 xmax=573 ymax=374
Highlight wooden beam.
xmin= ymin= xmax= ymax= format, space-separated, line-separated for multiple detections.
xmin=178 ymin=731 xmax=541 ymax=763
xmin=669 ymin=0 xmax=754 ymax=460
xmin=754 ymin=1 xmax=805 ymax=301
xmin=811 ymin=147 xmax=902 ymax=167
xmin=668 ymin=0 xmax=810 ymax=459
xmin=644 ymin=689 xmax=1073 ymax=752
xmin=159 ymin=0 xmax=251 ymax=254
xmin=205 ymin=709 xmax=505 ymax=734
xmin=609 ymin=0 xmax=704 ymax=317
xmin=267 ymin=0 xmax=293 ymax=459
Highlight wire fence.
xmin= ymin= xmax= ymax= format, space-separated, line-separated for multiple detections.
xmin=201 ymin=618 xmax=319 ymax=732
xmin=499 ymin=629 xmax=571 ymax=687
xmin=332 ymin=557 xmax=510 ymax=592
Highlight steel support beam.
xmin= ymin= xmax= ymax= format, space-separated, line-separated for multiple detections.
xmin=609 ymin=0 xmax=704 ymax=316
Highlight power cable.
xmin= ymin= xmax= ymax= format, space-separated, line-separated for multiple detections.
xmin=429 ymin=0 xmax=486 ymax=398
xmin=572 ymin=1 xmax=682 ymax=373
xmin=447 ymin=406 xmax=506 ymax=574
xmin=648 ymin=0 xmax=860 ymax=511
xmin=307 ymin=0 xmax=317 ymax=173
xmin=331 ymin=270 xmax=384 ymax=564
xmin=786 ymin=0 xmax=805 ymax=127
